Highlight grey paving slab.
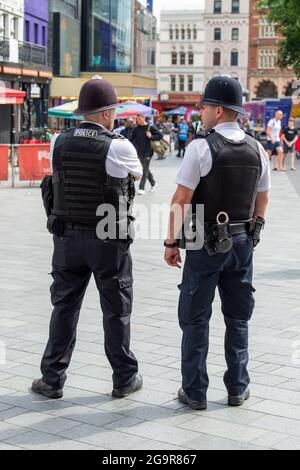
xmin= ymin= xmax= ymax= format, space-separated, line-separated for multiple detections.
xmin=0 ymin=155 xmax=300 ymax=449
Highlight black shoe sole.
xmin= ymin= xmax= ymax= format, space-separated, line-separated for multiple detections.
xmin=112 ymin=377 xmax=143 ymax=399
xmin=31 ymin=385 xmax=63 ymax=399
xmin=228 ymin=389 xmax=250 ymax=407
xmin=178 ymin=390 xmax=207 ymax=410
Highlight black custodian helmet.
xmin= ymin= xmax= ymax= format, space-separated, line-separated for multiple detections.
xmin=199 ymin=76 xmax=247 ymax=115
xmin=74 ymin=75 xmax=119 ymax=116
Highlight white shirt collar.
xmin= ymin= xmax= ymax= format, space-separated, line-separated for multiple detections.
xmin=213 ymin=121 xmax=241 ymax=132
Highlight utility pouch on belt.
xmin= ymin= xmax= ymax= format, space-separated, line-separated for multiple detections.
xmin=47 ymin=215 xmax=65 ymax=237
xmin=204 ymin=212 xmax=233 ymax=256
xmin=40 ymin=175 xmax=53 ymax=217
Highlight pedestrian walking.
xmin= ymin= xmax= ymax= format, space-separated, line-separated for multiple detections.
xmin=130 ymin=113 xmax=163 ymax=195
xmin=282 ymin=117 xmax=298 ymax=171
xmin=266 ymin=110 xmax=285 ymax=171
xmin=176 ymin=116 xmax=189 ymax=158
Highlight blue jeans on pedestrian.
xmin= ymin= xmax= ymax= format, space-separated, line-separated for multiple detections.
xmin=178 ymin=232 xmax=255 ymax=401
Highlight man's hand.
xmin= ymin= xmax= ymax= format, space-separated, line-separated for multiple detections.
xmin=146 ymin=131 xmax=152 ymax=139
xmin=164 ymin=247 xmax=182 ymax=268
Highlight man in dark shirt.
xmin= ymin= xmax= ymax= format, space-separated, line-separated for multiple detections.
xmin=130 ymin=113 xmax=163 ymax=195
xmin=120 ymin=118 xmax=135 ymax=140
xmin=282 ymin=117 xmax=298 ymax=171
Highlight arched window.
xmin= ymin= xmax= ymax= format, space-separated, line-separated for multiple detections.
xmin=180 ymin=51 xmax=186 ymax=65
xmin=214 ymin=0 xmax=222 ymax=14
xmin=181 ymin=28 xmax=185 ymax=40
xmin=188 ymin=51 xmax=194 ymax=65
xmin=193 ymin=26 xmax=197 ymax=40
xmin=169 ymin=27 xmax=173 ymax=40
xmin=187 ymin=27 xmax=191 ymax=40
xmin=213 ymin=49 xmax=221 ymax=66
xmin=214 ymin=28 xmax=221 ymax=41
xmin=256 ymin=80 xmax=278 ymax=99
xmin=232 ymin=28 xmax=239 ymax=41
xmin=175 ymin=27 xmax=179 ymax=40
xmin=231 ymin=49 xmax=239 ymax=66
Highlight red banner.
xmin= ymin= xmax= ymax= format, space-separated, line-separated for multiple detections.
xmin=0 ymin=145 xmax=9 ymax=181
xmin=18 ymin=144 xmax=52 ymax=181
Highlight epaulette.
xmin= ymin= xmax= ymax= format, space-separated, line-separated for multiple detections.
xmin=112 ymin=133 xmax=125 ymax=140
xmin=194 ymin=128 xmax=215 ymax=139
xmin=60 ymin=128 xmax=71 ymax=134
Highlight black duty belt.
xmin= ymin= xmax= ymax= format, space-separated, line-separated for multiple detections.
xmin=65 ymin=222 xmax=95 ymax=231
xmin=204 ymin=222 xmax=250 ymax=235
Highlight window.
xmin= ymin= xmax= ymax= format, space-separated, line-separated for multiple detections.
xmin=193 ymin=27 xmax=197 ymax=40
xmin=171 ymin=51 xmax=177 ymax=65
xmin=232 ymin=28 xmax=239 ymax=41
xmin=0 ymin=14 xmax=6 ymax=38
xmin=34 ymin=23 xmax=38 ymax=44
xmin=152 ymin=27 xmax=156 ymax=41
xmin=214 ymin=28 xmax=221 ymax=41
xmin=188 ymin=51 xmax=194 ymax=65
xmin=179 ymin=75 xmax=185 ymax=92
xmin=187 ymin=28 xmax=191 ymax=40
xmin=175 ymin=28 xmax=179 ymax=40
xmin=213 ymin=49 xmax=221 ymax=66
xmin=171 ymin=75 xmax=176 ymax=92
xmin=259 ymin=18 xmax=276 ymax=38
xmin=42 ymin=26 xmax=46 ymax=46
xmin=169 ymin=28 xmax=173 ymax=40
xmin=180 ymin=52 xmax=185 ymax=65
xmin=232 ymin=0 xmax=240 ymax=14
xmin=188 ymin=75 xmax=193 ymax=92
xmin=150 ymin=49 xmax=155 ymax=66
xmin=231 ymin=49 xmax=239 ymax=66
xmin=259 ymin=49 xmax=277 ymax=69
xmin=214 ymin=0 xmax=222 ymax=14
xmin=181 ymin=28 xmax=185 ymax=40
xmin=25 ymin=20 xmax=30 ymax=42
xmin=10 ymin=17 xmax=18 ymax=39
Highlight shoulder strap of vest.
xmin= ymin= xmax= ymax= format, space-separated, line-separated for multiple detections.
xmin=205 ymin=131 xmax=228 ymax=156
xmin=244 ymin=133 xmax=260 ymax=156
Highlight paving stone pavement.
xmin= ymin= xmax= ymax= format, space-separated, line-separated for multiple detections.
xmin=0 ymin=154 xmax=300 ymax=450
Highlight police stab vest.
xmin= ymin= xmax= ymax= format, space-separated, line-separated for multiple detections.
xmin=51 ymin=122 xmax=133 ymax=229
xmin=192 ymin=130 xmax=262 ymax=223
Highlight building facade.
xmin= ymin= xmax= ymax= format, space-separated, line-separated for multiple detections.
xmin=133 ymin=0 xmax=157 ymax=79
xmin=50 ymin=0 xmax=157 ymax=104
xmin=0 ymin=0 xmax=52 ymax=142
xmin=203 ymin=0 xmax=250 ymax=96
xmin=156 ymin=9 xmax=205 ymax=111
xmin=248 ymin=0 xmax=296 ymax=100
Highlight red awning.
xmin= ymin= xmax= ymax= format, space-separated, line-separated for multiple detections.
xmin=0 ymin=87 xmax=26 ymax=105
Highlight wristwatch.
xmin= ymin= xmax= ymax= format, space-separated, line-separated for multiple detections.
xmin=164 ymin=241 xmax=178 ymax=248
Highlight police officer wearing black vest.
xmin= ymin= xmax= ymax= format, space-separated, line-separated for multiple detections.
xmin=164 ymin=76 xmax=271 ymax=410
xmin=32 ymin=76 xmax=143 ymax=399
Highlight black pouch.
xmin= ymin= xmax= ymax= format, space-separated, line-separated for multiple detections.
xmin=40 ymin=175 xmax=53 ymax=217
xmin=47 ymin=215 xmax=65 ymax=237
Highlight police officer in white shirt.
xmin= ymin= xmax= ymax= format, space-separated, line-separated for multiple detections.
xmin=266 ymin=110 xmax=284 ymax=171
xmin=32 ymin=76 xmax=143 ymax=401
xmin=164 ymin=76 xmax=271 ymax=410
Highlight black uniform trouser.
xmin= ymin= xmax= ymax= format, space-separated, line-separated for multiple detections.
xmin=178 ymin=232 xmax=255 ymax=402
xmin=40 ymin=230 xmax=138 ymax=390
xmin=177 ymin=140 xmax=187 ymax=157
xmin=139 ymin=157 xmax=156 ymax=190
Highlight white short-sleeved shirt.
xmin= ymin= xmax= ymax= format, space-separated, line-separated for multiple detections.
xmin=267 ymin=118 xmax=282 ymax=142
xmin=49 ymin=122 xmax=142 ymax=178
xmin=175 ymin=121 xmax=271 ymax=193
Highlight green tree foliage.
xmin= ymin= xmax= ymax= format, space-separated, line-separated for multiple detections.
xmin=258 ymin=0 xmax=300 ymax=77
